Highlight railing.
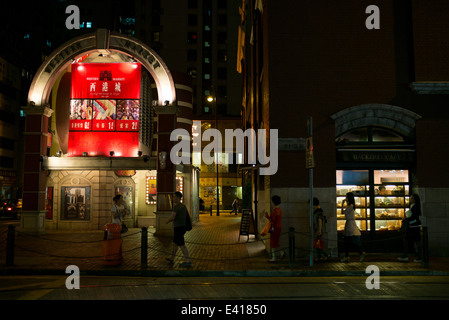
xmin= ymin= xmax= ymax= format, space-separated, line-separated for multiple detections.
xmin=1 ymin=224 xmax=430 ymax=270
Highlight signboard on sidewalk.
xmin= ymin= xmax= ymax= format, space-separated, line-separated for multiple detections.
xmin=239 ymin=209 xmax=256 ymax=242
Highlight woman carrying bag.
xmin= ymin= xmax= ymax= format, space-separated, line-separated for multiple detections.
xmin=263 ymin=195 xmax=286 ymax=263
xmin=341 ymin=192 xmax=366 ymax=262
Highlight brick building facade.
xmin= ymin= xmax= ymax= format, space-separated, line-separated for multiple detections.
xmin=241 ymin=0 xmax=449 ymax=256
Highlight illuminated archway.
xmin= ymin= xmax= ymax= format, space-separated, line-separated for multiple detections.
xmin=28 ymin=29 xmax=176 ymax=108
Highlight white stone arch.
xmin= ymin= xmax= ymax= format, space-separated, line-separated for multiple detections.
xmin=28 ymin=29 xmax=176 ymax=107
xmin=331 ymin=104 xmax=422 ymax=138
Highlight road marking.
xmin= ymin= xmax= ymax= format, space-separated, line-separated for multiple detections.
xmin=16 ymin=277 xmax=67 ymax=300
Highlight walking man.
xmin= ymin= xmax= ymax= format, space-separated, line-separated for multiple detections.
xmin=166 ymin=192 xmax=192 ymax=267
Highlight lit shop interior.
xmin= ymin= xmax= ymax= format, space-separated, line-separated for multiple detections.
xmin=191 ymin=120 xmax=243 ymax=212
xmin=337 ymin=169 xmax=410 ymax=233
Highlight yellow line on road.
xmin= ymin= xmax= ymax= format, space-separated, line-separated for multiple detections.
xmin=16 ymin=277 xmax=67 ymax=300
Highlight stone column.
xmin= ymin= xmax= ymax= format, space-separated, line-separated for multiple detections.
xmin=153 ymin=105 xmax=178 ymax=235
xmin=20 ymin=105 xmax=54 ymax=234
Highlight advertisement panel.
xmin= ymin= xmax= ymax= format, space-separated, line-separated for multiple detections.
xmin=92 ymin=100 xmax=116 ymax=131
xmin=71 ymin=63 xmax=141 ymax=99
xmin=68 ymin=63 xmax=141 ymax=157
xmin=116 ymin=100 xmax=139 ymax=132
xmin=69 ymin=99 xmax=92 ymax=131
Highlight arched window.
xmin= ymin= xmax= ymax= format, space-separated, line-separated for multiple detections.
xmin=336 ymin=126 xmax=406 ymax=146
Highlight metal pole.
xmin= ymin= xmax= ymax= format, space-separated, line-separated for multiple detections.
xmin=141 ymin=227 xmax=148 ymax=269
xmin=289 ymin=227 xmax=295 ymax=267
xmin=216 ymin=100 xmax=220 ymax=216
xmin=308 ymin=117 xmax=314 ymax=267
xmin=421 ymin=226 xmax=429 ymax=268
xmin=6 ymin=225 xmax=15 ymax=266
xmin=309 ymin=167 xmax=314 ymax=267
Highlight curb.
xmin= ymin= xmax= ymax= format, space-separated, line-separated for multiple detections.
xmin=2 ymin=267 xmax=449 ymax=277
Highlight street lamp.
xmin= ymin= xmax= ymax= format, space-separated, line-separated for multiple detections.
xmin=207 ymin=93 xmax=220 ymax=216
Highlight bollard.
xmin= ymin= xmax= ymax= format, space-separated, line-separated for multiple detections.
xmin=141 ymin=227 xmax=148 ymax=269
xmin=288 ymin=227 xmax=295 ymax=267
xmin=421 ymin=226 xmax=429 ymax=268
xmin=6 ymin=225 xmax=15 ymax=266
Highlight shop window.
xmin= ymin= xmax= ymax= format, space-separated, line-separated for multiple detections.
xmin=336 ymin=170 xmax=409 ymax=233
xmin=336 ymin=126 xmax=404 ymax=145
xmin=372 ymin=128 xmax=404 ymax=142
xmin=146 ymin=176 xmax=184 ymax=205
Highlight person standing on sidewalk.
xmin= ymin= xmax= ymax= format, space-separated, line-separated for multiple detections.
xmin=341 ymin=192 xmax=366 ymax=262
xmin=111 ymin=194 xmax=129 ymax=224
xmin=264 ymin=195 xmax=285 ymax=263
xmin=398 ymin=193 xmax=423 ymax=262
xmin=166 ymin=192 xmax=192 ymax=267
xmin=313 ymin=197 xmax=330 ymax=262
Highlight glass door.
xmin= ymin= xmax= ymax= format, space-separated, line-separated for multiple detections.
xmin=336 ymin=169 xmax=410 ymax=233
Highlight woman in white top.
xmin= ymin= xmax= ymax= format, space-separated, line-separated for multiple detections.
xmin=341 ymin=192 xmax=366 ymax=262
xmin=111 ymin=194 xmax=129 ymax=224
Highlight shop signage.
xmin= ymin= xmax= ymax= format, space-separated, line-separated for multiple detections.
xmin=278 ymin=138 xmax=305 ymax=151
xmin=115 ymin=170 xmax=136 ymax=177
xmin=337 ymin=149 xmax=415 ymax=163
xmin=68 ymin=63 xmax=141 ymax=157
xmin=71 ymin=63 xmax=141 ymax=99
xmin=239 ymin=209 xmax=256 ymax=241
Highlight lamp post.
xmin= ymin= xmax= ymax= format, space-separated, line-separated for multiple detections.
xmin=207 ymin=94 xmax=220 ymax=216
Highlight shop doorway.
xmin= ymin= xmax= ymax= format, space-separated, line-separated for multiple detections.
xmin=335 ymin=124 xmax=416 ymax=252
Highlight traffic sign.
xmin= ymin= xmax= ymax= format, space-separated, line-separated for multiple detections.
xmin=306 ymin=137 xmax=315 ymax=168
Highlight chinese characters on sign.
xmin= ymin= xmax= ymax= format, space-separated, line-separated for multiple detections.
xmin=71 ymin=63 xmax=141 ymax=99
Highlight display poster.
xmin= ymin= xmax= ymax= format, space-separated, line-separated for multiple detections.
xmin=116 ymin=100 xmax=139 ymax=131
xmin=70 ymin=99 xmax=92 ymax=131
xmin=61 ymin=186 xmax=91 ymax=220
xmin=92 ymin=99 xmax=116 ymax=131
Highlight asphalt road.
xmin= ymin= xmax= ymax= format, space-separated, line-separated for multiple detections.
xmin=1 ymin=275 xmax=448 ymax=300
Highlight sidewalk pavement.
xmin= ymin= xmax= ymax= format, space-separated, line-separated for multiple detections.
xmin=1 ymin=214 xmax=449 ymax=277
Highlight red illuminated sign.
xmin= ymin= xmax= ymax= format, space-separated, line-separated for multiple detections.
xmin=71 ymin=63 xmax=141 ymax=99
xmin=68 ymin=132 xmax=139 ymax=157
xmin=68 ymin=63 xmax=141 ymax=157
